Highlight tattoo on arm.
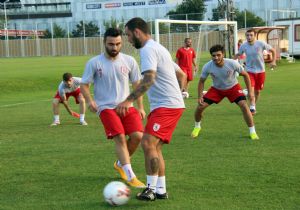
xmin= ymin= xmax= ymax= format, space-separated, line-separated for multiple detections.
xmin=127 ymin=71 xmax=155 ymax=101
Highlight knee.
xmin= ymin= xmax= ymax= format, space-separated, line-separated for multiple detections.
xmin=52 ymin=98 xmax=60 ymax=106
xmin=78 ymin=95 xmax=85 ymax=103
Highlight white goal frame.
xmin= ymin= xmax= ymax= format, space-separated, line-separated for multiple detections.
xmin=154 ymin=19 xmax=239 ymax=54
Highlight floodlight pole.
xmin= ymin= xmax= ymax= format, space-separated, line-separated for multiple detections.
xmin=4 ymin=0 xmax=10 ymax=57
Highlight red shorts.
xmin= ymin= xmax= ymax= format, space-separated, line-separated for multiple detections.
xmin=248 ymin=72 xmax=265 ymax=90
xmin=54 ymin=88 xmax=81 ymax=104
xmin=204 ymin=84 xmax=245 ymax=104
xmin=145 ymin=107 xmax=184 ymax=144
xmin=182 ymin=68 xmax=193 ymax=81
xmin=100 ymin=107 xmax=144 ymax=139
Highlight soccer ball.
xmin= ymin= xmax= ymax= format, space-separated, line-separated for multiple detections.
xmin=103 ymin=181 xmax=130 ymax=206
xmin=182 ymin=91 xmax=189 ymax=99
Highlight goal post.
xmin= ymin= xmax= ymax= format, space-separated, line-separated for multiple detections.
xmin=154 ymin=19 xmax=239 ymax=55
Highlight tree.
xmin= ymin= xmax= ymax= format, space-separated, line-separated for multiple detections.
xmin=210 ymin=2 xmax=266 ymax=29
xmin=72 ymin=21 xmax=99 ymax=37
xmin=166 ymin=0 xmax=206 ymax=21
xmin=42 ymin=23 xmax=67 ymax=39
xmin=235 ymin=9 xmax=266 ymax=29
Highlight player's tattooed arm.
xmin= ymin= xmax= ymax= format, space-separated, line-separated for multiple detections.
xmin=127 ymin=70 xmax=156 ymax=101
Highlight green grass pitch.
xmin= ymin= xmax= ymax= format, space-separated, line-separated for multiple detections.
xmin=0 ymin=55 xmax=299 ymax=210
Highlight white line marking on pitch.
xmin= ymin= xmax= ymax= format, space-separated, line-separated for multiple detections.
xmin=0 ymin=99 xmax=51 ymax=108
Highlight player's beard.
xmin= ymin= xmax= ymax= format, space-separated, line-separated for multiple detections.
xmin=132 ymin=35 xmax=142 ymax=49
xmin=105 ymin=47 xmax=119 ymax=57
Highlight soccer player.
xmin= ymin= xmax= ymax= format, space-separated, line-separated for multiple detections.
xmin=176 ymin=38 xmax=197 ymax=96
xmin=235 ymin=29 xmax=276 ymax=115
xmin=51 ymin=72 xmax=87 ymax=126
xmin=80 ymin=28 xmax=146 ymax=188
xmin=116 ymin=17 xmax=186 ymax=201
xmin=191 ymin=44 xmax=259 ymax=140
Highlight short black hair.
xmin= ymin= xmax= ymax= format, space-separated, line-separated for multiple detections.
xmin=246 ymin=28 xmax=256 ymax=35
xmin=104 ymin=28 xmax=122 ymax=42
xmin=125 ymin=17 xmax=150 ymax=35
xmin=209 ymin=44 xmax=225 ymax=55
xmin=63 ymin=72 xmax=72 ymax=81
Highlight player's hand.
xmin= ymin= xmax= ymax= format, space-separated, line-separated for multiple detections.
xmin=269 ymin=62 xmax=276 ymax=69
xmin=71 ymin=112 xmax=80 ymax=118
xmin=116 ymin=100 xmax=131 ymax=117
xmin=197 ymin=96 xmax=204 ymax=106
xmin=87 ymin=100 xmax=98 ymax=113
xmin=137 ymin=108 xmax=146 ymax=120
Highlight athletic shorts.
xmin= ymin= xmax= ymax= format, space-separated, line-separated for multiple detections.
xmin=204 ymin=84 xmax=246 ymax=104
xmin=248 ymin=72 xmax=265 ymax=90
xmin=182 ymin=68 xmax=193 ymax=81
xmin=99 ymin=107 xmax=144 ymax=139
xmin=54 ymin=88 xmax=81 ymax=104
xmin=145 ymin=107 xmax=184 ymax=144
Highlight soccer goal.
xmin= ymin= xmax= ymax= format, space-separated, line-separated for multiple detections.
xmin=154 ymin=19 xmax=238 ymax=66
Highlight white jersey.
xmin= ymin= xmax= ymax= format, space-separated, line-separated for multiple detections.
xmin=81 ymin=53 xmax=141 ymax=113
xmin=58 ymin=77 xmax=81 ymax=98
xmin=201 ymin=59 xmax=244 ymax=90
xmin=140 ymin=39 xmax=185 ymax=112
xmin=238 ymin=40 xmax=272 ymax=73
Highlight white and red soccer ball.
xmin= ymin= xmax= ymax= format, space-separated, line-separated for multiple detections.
xmin=103 ymin=181 xmax=130 ymax=206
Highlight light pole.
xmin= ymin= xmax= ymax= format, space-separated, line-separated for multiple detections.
xmin=4 ymin=0 xmax=10 ymax=57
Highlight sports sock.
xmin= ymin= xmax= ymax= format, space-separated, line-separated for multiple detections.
xmin=54 ymin=115 xmax=59 ymax=122
xmin=80 ymin=114 xmax=85 ymax=122
xmin=249 ymin=126 xmax=256 ymax=134
xmin=146 ymin=175 xmax=158 ymax=192
xmin=122 ymin=164 xmax=136 ymax=181
xmin=195 ymin=121 xmax=201 ymax=128
xmin=156 ymin=176 xmax=166 ymax=194
xmin=250 ymin=105 xmax=256 ymax=110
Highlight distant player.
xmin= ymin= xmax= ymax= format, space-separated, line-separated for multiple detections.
xmin=176 ymin=37 xmax=197 ymax=96
xmin=80 ymin=28 xmax=146 ymax=188
xmin=51 ymin=72 xmax=87 ymax=126
xmin=235 ymin=29 xmax=276 ymax=115
xmin=117 ymin=17 xmax=186 ymax=201
xmin=191 ymin=44 xmax=259 ymax=140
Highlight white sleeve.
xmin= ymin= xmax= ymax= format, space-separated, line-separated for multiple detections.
xmin=81 ymin=59 xmax=95 ymax=84
xmin=129 ymin=58 xmax=142 ymax=83
xmin=140 ymin=47 xmax=157 ymax=74
xmin=173 ymin=62 xmax=181 ymax=72
xmin=58 ymin=82 xmax=65 ymax=97
xmin=200 ymin=64 xmax=209 ymax=79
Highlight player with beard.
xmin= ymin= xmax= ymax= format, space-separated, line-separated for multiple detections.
xmin=191 ymin=44 xmax=259 ymax=140
xmin=176 ymin=38 xmax=197 ymax=96
xmin=80 ymin=28 xmax=146 ymax=188
xmin=116 ymin=17 xmax=186 ymax=201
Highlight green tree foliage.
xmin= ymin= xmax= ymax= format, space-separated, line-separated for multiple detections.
xmin=166 ymin=0 xmax=206 ymax=21
xmin=235 ymin=9 xmax=266 ymax=29
xmin=42 ymin=23 xmax=67 ymax=38
xmin=72 ymin=21 xmax=99 ymax=37
xmin=210 ymin=3 xmax=266 ymax=29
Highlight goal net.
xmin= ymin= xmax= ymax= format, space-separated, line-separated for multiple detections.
xmin=153 ymin=19 xmax=238 ymax=70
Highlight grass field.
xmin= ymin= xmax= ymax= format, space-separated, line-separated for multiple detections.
xmin=0 ymin=55 xmax=299 ymax=210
